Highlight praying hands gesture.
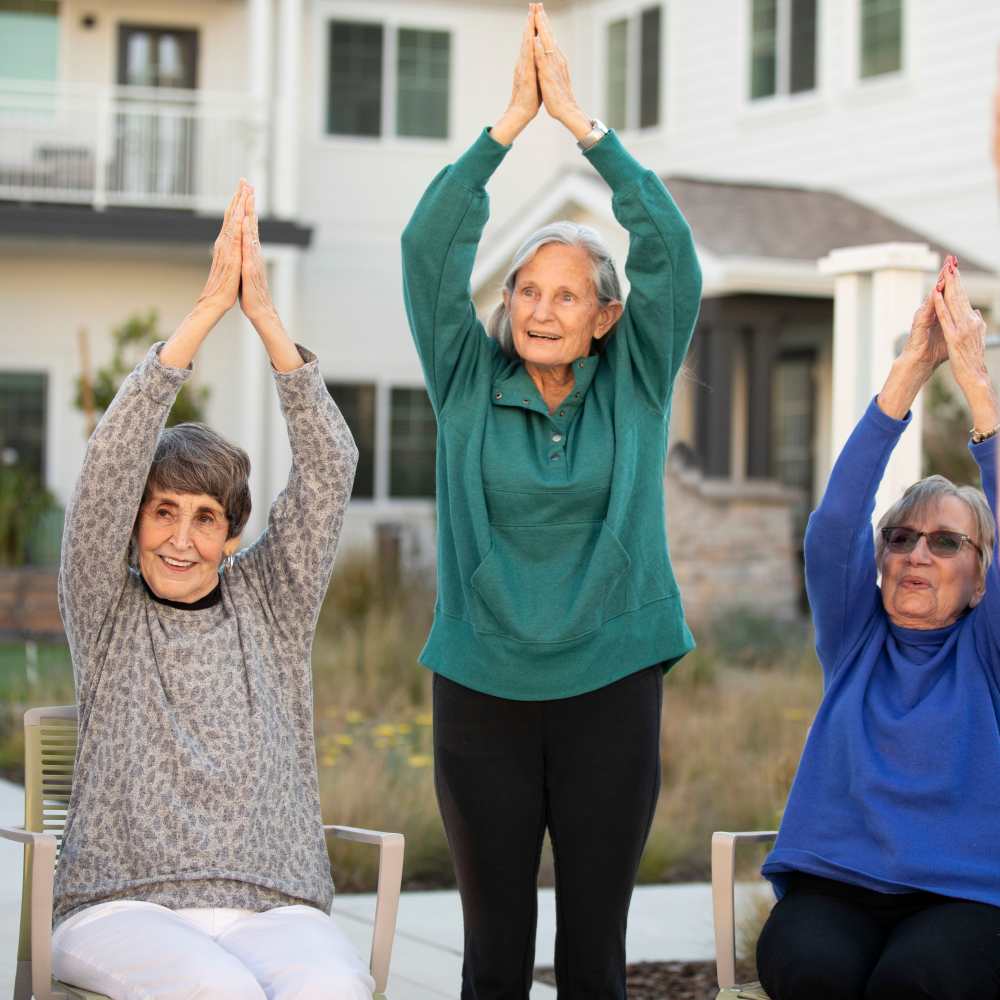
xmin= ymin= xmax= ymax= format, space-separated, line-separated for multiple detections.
xmin=493 ymin=4 xmax=593 ymax=145
xmin=162 ymin=180 xmax=301 ymax=373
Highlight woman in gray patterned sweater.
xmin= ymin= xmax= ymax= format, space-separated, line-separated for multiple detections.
xmin=50 ymin=181 xmax=371 ymax=999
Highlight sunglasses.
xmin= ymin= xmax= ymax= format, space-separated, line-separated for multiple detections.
xmin=881 ymin=526 xmax=981 ymax=559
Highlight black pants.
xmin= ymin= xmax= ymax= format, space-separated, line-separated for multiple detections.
xmin=756 ymin=872 xmax=1000 ymax=1000
xmin=432 ymin=665 xmax=663 ymax=1000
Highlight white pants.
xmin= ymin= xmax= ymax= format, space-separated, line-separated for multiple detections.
xmin=51 ymin=900 xmax=376 ymax=1000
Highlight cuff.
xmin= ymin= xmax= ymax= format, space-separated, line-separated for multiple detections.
xmin=273 ymin=345 xmax=326 ymax=407
xmin=448 ymin=128 xmax=511 ymax=191
xmin=866 ymin=395 xmax=911 ymax=434
xmin=142 ymin=343 xmax=192 ymax=404
xmin=583 ymin=129 xmax=647 ymax=190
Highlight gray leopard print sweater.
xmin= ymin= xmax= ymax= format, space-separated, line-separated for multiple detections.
xmin=53 ymin=344 xmax=358 ymax=924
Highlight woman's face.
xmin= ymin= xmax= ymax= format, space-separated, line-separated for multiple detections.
xmin=136 ymin=489 xmax=240 ymax=604
xmin=880 ymin=496 xmax=985 ymax=629
xmin=504 ymin=244 xmax=621 ymax=370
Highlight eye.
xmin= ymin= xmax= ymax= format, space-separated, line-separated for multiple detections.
xmin=520 ymin=286 xmax=536 ymax=298
xmin=560 ymin=292 xmax=575 ymax=303
xmin=155 ymin=507 xmax=173 ymax=520
xmin=198 ymin=513 xmax=215 ymax=525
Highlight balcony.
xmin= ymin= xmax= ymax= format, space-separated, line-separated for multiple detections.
xmin=0 ymin=78 xmax=269 ymax=215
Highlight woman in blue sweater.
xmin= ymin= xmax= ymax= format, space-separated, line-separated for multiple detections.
xmin=757 ymin=256 xmax=1000 ymax=1000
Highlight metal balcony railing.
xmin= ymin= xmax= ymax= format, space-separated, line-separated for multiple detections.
xmin=0 ymin=79 xmax=269 ymax=213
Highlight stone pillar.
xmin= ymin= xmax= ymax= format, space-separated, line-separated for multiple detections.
xmin=819 ymin=242 xmax=939 ymax=525
xmin=273 ymin=0 xmax=302 ymax=219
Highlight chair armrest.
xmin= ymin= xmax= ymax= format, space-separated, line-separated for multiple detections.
xmin=324 ymin=825 xmax=405 ymax=995
xmin=0 ymin=825 xmax=69 ymax=1000
xmin=711 ymin=831 xmax=777 ymax=989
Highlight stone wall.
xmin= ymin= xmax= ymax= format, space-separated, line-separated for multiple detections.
xmin=665 ymin=456 xmax=803 ymax=628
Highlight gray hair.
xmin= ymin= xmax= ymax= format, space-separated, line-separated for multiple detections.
xmin=142 ymin=423 xmax=252 ymax=539
xmin=486 ymin=221 xmax=622 ymax=359
xmin=875 ymin=474 xmax=995 ymax=583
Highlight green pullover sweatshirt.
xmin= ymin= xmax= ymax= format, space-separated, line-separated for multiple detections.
xmin=401 ymin=128 xmax=702 ymax=701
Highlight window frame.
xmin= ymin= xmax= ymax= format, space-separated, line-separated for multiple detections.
xmin=744 ymin=0 xmax=821 ymax=105
xmin=317 ymin=2 xmax=453 ymax=149
xmin=597 ymin=1 xmax=666 ymax=136
xmin=854 ymin=0 xmax=906 ymax=84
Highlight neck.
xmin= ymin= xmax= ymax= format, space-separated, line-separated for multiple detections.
xmin=524 ymin=361 xmax=575 ymax=413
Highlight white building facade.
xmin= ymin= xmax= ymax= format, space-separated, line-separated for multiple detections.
xmin=1 ymin=0 xmax=998 ymax=582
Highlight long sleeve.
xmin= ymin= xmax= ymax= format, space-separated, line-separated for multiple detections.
xmin=228 ymin=348 xmax=359 ymax=636
xmin=968 ymin=437 xmax=1000 ymax=683
xmin=401 ymin=129 xmax=509 ymax=415
xmin=58 ymin=345 xmax=189 ymax=696
xmin=585 ymin=132 xmax=702 ymax=411
xmin=804 ymin=399 xmax=908 ymax=677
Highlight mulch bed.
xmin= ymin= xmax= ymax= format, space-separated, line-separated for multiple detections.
xmin=535 ymin=960 xmax=723 ymax=999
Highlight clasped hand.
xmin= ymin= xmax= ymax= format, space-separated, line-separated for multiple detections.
xmin=197 ymin=180 xmax=276 ymax=327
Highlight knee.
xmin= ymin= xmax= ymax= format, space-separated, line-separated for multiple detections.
xmin=865 ymin=955 xmax=957 ymax=1000
xmin=271 ymin=968 xmax=374 ymax=1000
xmin=759 ymin=956 xmax=867 ymax=1000
xmin=187 ymin=969 xmax=267 ymax=1000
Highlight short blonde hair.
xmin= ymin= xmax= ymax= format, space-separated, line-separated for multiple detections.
xmin=875 ymin=474 xmax=994 ymax=583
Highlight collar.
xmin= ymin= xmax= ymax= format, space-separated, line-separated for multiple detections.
xmin=491 ymin=356 xmax=600 ymax=415
xmin=142 ymin=575 xmax=222 ymax=611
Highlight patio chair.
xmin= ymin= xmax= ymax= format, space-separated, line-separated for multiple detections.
xmin=0 ymin=706 xmax=404 ymax=1000
xmin=711 ymin=830 xmax=777 ymax=1000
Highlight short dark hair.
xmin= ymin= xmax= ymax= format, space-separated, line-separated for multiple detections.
xmin=142 ymin=423 xmax=251 ymax=538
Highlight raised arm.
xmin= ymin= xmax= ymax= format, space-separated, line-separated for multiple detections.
xmin=400 ymin=9 xmax=541 ymax=413
xmin=533 ymin=5 xmax=701 ymax=410
xmin=59 ymin=183 xmax=248 ymax=676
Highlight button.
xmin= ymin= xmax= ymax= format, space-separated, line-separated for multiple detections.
xmin=578 ymin=361 xmax=585 ymax=368
xmin=550 ymin=454 xmax=561 ymax=462
xmin=551 ymin=433 xmax=562 ymax=443
xmin=559 ymin=410 xmax=566 ymax=417
xmin=522 ymin=398 xmax=530 ymax=404
xmin=495 ymin=392 xmax=503 ymax=399
xmin=574 ymin=392 xmax=581 ymax=399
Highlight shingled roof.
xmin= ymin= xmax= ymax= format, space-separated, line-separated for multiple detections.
xmin=661 ymin=175 xmax=993 ymax=275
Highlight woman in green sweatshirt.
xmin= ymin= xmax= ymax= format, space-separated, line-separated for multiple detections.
xmin=401 ymin=5 xmax=701 ymax=996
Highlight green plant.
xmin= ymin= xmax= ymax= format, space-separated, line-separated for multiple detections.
xmin=75 ymin=311 xmax=210 ymax=428
xmin=0 ymin=465 xmax=57 ymax=566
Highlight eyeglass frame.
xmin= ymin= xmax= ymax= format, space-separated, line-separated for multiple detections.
xmin=880 ymin=526 xmax=982 ymax=559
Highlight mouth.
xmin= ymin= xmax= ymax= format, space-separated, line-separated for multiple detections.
xmin=158 ymin=554 xmax=197 ymax=572
xmin=899 ymin=576 xmax=931 ymax=589
xmin=527 ymin=331 xmax=560 ymax=341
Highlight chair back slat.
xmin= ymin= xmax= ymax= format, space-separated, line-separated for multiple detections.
xmin=17 ymin=706 xmax=78 ymax=966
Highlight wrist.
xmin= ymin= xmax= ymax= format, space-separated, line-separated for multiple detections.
xmin=492 ymin=108 xmax=531 ymax=146
xmin=560 ymin=106 xmax=593 ymax=141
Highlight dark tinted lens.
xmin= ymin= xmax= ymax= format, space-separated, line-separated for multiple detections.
xmin=884 ymin=527 xmax=919 ymax=552
xmin=927 ymin=531 xmax=964 ymax=557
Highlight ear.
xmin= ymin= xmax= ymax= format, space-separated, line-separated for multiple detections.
xmin=970 ymin=576 xmax=987 ymax=608
xmin=223 ymin=535 xmax=242 ymax=558
xmin=592 ymin=300 xmax=624 ymax=341
xmin=502 ymin=287 xmax=511 ymax=313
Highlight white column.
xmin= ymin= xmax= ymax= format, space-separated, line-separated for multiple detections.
xmin=273 ymin=0 xmax=303 ymax=219
xmin=265 ymin=246 xmax=299 ymax=502
xmin=239 ymin=318 xmax=270 ymax=542
xmin=819 ymin=242 xmax=939 ymax=526
xmin=247 ymin=0 xmax=272 ymax=212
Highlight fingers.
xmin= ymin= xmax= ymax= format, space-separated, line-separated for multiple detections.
xmin=535 ymin=3 xmax=557 ymax=52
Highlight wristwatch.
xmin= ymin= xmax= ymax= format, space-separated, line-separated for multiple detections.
xmin=970 ymin=423 xmax=1000 ymax=444
xmin=577 ymin=119 xmax=610 ymax=152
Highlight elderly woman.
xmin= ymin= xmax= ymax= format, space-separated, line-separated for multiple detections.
xmin=49 ymin=182 xmax=372 ymax=999
xmin=757 ymin=257 xmax=1000 ymax=1000
xmin=401 ymin=5 xmax=701 ymax=996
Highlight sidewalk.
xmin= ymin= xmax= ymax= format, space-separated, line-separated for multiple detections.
xmin=0 ymin=779 xmax=759 ymax=998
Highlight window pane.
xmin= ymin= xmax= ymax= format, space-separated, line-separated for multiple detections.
xmin=326 ymin=382 xmax=375 ymax=499
xmin=396 ymin=28 xmax=450 ymax=139
xmin=389 ymin=388 xmax=436 ymax=498
xmin=639 ymin=6 xmax=661 ymax=129
xmin=0 ymin=1 xmax=59 ymax=82
xmin=327 ymin=21 xmax=383 ymax=137
xmin=750 ymin=0 xmax=777 ymax=99
xmin=789 ymin=0 xmax=817 ymax=93
xmin=606 ymin=18 xmax=628 ymax=130
xmin=860 ymin=0 xmax=902 ymax=79
xmin=0 ymin=372 xmax=47 ymax=480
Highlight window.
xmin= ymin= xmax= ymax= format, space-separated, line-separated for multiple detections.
xmin=326 ymin=382 xmax=375 ymax=499
xmin=0 ymin=372 xmax=47 ymax=481
xmin=326 ymin=20 xmax=450 ymax=140
xmin=389 ymin=388 xmax=436 ymax=498
xmin=859 ymin=0 xmax=902 ymax=79
xmin=0 ymin=0 xmax=59 ymax=81
xmin=750 ymin=0 xmax=817 ymax=100
xmin=604 ymin=5 xmax=662 ymax=131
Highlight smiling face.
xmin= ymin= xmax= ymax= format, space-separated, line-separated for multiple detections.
xmin=136 ymin=490 xmax=240 ymax=604
xmin=879 ymin=495 xmax=985 ymax=629
xmin=504 ymin=243 xmax=621 ymax=371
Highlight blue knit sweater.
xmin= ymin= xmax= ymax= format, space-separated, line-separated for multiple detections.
xmin=762 ymin=398 xmax=1000 ymax=907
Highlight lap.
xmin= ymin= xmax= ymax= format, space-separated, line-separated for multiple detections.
xmin=52 ymin=900 xmax=373 ymax=1000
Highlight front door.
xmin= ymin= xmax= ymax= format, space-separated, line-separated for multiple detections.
xmin=114 ymin=25 xmax=199 ymax=202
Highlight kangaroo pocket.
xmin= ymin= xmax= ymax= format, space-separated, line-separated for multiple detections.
xmin=470 ymin=521 xmax=631 ymax=643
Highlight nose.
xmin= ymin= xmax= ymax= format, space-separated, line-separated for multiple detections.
xmin=906 ymin=536 xmax=933 ymax=564
xmin=531 ymin=294 xmax=555 ymax=323
xmin=171 ymin=516 xmax=195 ymax=550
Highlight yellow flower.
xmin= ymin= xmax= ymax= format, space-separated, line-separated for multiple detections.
xmin=374 ymin=724 xmax=396 ymax=737
xmin=335 ymin=734 xmax=354 ymax=746
xmin=320 ymin=754 xmax=337 ymax=767
xmin=407 ymin=754 xmax=432 ymax=768
xmin=396 ymin=723 xmax=413 ymax=735
xmin=345 ymin=710 xmax=365 ymax=724
xmin=415 ymin=713 xmax=433 ymax=727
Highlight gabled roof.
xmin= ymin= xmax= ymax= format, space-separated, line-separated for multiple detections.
xmin=472 ymin=169 xmax=995 ymax=302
